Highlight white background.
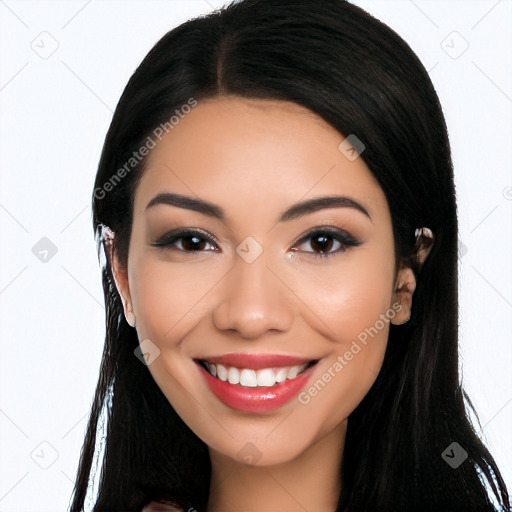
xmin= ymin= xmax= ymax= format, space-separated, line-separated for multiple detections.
xmin=0 ymin=1 xmax=511 ymax=510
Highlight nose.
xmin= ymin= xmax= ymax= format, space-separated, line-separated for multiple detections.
xmin=212 ymin=253 xmax=294 ymax=340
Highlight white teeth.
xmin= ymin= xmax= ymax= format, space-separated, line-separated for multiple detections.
xmin=240 ymin=369 xmax=257 ymax=387
xmin=203 ymin=361 xmax=312 ymax=387
xmin=287 ymin=366 xmax=299 ymax=379
xmin=207 ymin=362 xmax=216 ymax=377
xmin=275 ymin=368 xmax=287 ymax=382
xmin=216 ymin=363 xmax=228 ymax=381
xmin=228 ymin=366 xmax=240 ymax=385
xmin=256 ymin=368 xmax=275 ymax=386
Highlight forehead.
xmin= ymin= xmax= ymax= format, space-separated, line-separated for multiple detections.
xmin=133 ymin=97 xmax=388 ymax=225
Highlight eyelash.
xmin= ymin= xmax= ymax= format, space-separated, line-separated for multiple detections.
xmin=150 ymin=227 xmax=362 ymax=259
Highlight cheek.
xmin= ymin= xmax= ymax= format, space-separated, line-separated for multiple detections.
xmin=290 ymin=253 xmax=394 ymax=415
xmin=129 ymin=257 xmax=223 ymax=342
xmin=294 ymin=249 xmax=394 ymax=345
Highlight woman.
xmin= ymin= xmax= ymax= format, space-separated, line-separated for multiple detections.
xmin=70 ymin=0 xmax=510 ymax=511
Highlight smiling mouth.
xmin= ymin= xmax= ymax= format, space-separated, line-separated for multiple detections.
xmin=197 ymin=359 xmax=319 ymax=388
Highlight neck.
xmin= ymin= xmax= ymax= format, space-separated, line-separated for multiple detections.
xmin=206 ymin=420 xmax=346 ymax=512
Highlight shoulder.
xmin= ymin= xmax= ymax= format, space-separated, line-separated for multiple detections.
xmin=141 ymin=500 xmax=183 ymax=512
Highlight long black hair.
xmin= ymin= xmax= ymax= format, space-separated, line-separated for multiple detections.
xmin=70 ymin=1 xmax=510 ymax=510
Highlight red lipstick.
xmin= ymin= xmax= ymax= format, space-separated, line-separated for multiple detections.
xmin=195 ymin=353 xmax=318 ymax=413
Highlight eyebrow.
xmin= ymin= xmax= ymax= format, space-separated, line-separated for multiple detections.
xmin=145 ymin=192 xmax=372 ymax=223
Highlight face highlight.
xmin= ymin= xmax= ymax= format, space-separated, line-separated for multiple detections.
xmin=112 ymin=97 xmax=411 ymax=467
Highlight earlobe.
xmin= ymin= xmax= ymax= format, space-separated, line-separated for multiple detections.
xmin=390 ymin=267 xmax=416 ymax=325
xmin=124 ymin=308 xmax=136 ymax=328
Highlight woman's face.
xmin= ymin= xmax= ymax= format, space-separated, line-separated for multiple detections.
xmin=114 ymin=97 xmax=409 ymax=466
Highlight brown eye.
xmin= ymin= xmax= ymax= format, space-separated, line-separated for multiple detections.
xmin=292 ymin=227 xmax=362 ymax=259
xmin=150 ymin=229 xmax=218 ymax=252
xmin=309 ymin=233 xmax=335 ymax=253
xmin=180 ymin=234 xmax=209 ymax=251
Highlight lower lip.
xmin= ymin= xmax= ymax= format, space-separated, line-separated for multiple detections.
xmin=197 ymin=362 xmax=317 ymax=413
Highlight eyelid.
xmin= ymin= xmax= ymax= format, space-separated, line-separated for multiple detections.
xmin=291 ymin=225 xmax=360 ymax=246
xmin=151 ymin=227 xmax=220 ymax=249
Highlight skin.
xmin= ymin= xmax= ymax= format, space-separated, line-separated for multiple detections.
xmin=111 ymin=97 xmax=430 ymax=512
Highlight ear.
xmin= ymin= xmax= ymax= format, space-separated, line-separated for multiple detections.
xmin=105 ymin=237 xmax=136 ymax=328
xmin=415 ymin=227 xmax=435 ymax=267
xmin=390 ymin=229 xmax=434 ymax=325
xmin=390 ymin=266 xmax=416 ymax=325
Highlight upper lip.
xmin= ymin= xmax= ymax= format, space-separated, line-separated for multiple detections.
xmin=196 ymin=353 xmax=318 ymax=370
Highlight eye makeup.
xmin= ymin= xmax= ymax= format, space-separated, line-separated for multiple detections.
xmin=148 ymin=225 xmax=363 ymax=260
